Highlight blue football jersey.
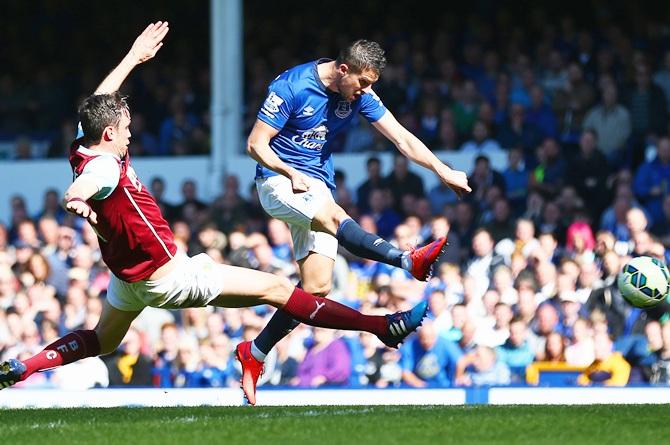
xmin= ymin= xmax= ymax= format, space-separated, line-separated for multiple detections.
xmin=255 ymin=59 xmax=387 ymax=189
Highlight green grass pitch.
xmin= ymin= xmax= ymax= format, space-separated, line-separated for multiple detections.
xmin=1 ymin=405 xmax=669 ymax=445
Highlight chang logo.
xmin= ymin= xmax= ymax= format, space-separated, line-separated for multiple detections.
xmin=291 ymin=124 xmax=328 ymax=150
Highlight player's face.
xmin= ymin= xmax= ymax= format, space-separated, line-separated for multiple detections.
xmin=337 ymin=65 xmax=379 ymax=102
xmin=113 ymin=110 xmax=132 ymax=156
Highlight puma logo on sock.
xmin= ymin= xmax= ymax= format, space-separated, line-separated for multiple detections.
xmin=309 ymin=301 xmax=326 ymax=320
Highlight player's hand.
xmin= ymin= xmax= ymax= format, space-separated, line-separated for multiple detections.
xmin=439 ymin=168 xmax=472 ymax=199
xmin=129 ymin=21 xmax=170 ymax=65
xmin=65 ymin=199 xmax=98 ymax=225
xmin=289 ymin=170 xmax=311 ymax=193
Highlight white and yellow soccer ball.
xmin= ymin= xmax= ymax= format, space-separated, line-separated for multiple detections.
xmin=617 ymin=256 xmax=670 ymax=308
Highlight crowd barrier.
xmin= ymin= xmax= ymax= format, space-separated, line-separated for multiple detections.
xmin=2 ymin=386 xmax=669 ymax=408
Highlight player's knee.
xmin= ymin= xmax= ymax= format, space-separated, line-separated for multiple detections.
xmin=301 ymin=280 xmax=332 ymax=298
xmin=269 ymin=275 xmax=294 ymax=303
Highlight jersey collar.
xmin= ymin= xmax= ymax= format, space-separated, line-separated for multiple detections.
xmin=313 ymin=58 xmax=332 ymax=92
xmin=77 ymin=145 xmax=121 ymax=161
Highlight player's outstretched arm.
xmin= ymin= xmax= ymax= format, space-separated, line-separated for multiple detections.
xmin=95 ymin=21 xmax=169 ymax=95
xmin=372 ymin=111 xmax=472 ymax=198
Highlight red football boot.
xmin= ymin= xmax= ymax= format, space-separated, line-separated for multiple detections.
xmin=235 ymin=341 xmax=264 ymax=406
xmin=409 ymin=237 xmax=448 ymax=281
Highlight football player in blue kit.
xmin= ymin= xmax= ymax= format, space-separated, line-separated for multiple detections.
xmin=237 ymin=40 xmax=472 ymax=404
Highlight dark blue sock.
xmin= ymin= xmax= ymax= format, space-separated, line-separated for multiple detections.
xmin=336 ymin=218 xmax=404 ymax=267
xmin=253 ymin=310 xmax=301 ymax=355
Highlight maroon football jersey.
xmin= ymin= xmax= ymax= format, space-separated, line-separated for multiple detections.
xmin=69 ymin=141 xmax=178 ymax=282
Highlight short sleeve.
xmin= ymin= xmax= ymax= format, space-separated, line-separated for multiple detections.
xmin=257 ymin=79 xmax=295 ymax=130
xmin=79 ymin=155 xmax=121 ymax=200
xmin=359 ymin=89 xmax=387 ymax=123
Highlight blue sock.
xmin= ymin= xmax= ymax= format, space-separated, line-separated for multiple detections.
xmin=336 ymin=218 xmax=407 ymax=268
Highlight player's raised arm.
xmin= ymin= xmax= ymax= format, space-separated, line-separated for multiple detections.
xmin=372 ymin=110 xmax=472 ymax=198
xmin=247 ymin=119 xmax=311 ymax=193
xmin=95 ymin=21 xmax=169 ymax=94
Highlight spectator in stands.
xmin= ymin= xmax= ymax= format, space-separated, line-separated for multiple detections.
xmin=526 ymin=84 xmax=558 ymax=139
xmin=460 ymin=120 xmax=503 ymax=158
xmin=484 ymin=198 xmax=515 ymax=243
xmin=356 ymin=157 xmax=387 ymax=214
xmin=427 ymin=216 xmax=461 ymax=265
xmin=129 ymin=113 xmax=159 ymax=156
xmin=450 ymin=80 xmax=480 ymax=137
xmin=553 ymin=62 xmax=595 ymax=143
xmin=468 ymin=155 xmax=506 ymax=206
xmin=103 ymin=327 xmax=153 ymax=387
xmin=497 ymin=104 xmax=542 ymax=160
xmin=582 ymin=83 xmax=632 ymax=167
xmin=46 ymin=226 xmax=76 ymax=298
xmin=567 ymin=129 xmax=611 ymax=220
xmin=623 ymin=64 xmax=668 ymax=167
xmin=650 ymin=195 xmax=670 ymax=247
xmin=496 ymin=317 xmax=536 ymax=382
xmin=159 ymin=97 xmax=201 ymax=155
xmin=502 ymin=147 xmax=529 ymax=211
xmin=529 ymin=138 xmax=566 ymax=199
xmin=455 ymin=345 xmax=511 ymax=387
xmin=364 ymin=188 xmax=401 ymax=240
xmin=400 ymin=320 xmax=461 ymax=387
xmin=384 ymin=155 xmax=425 ymax=214
xmin=633 ymin=136 xmax=670 ymax=224
xmin=150 ymin=176 xmax=177 ymax=223
xmin=174 ymin=179 xmax=207 ymax=223
xmin=578 ymin=332 xmax=631 ymax=386
xmin=653 ymin=50 xmax=670 ymax=110
xmin=537 ymin=332 xmax=567 ymax=363
xmin=294 ymin=328 xmax=351 ymax=388
xmin=466 ymin=229 xmax=506 ymax=299
xmin=649 ymin=322 xmax=670 ymax=384
xmin=565 ymin=317 xmax=595 ymax=366
xmin=153 ymin=322 xmax=180 ymax=388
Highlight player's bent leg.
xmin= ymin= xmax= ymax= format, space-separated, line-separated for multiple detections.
xmin=0 ymin=300 xmax=141 ymax=389
xmin=311 ymin=200 xmax=350 ymax=236
xmin=298 ymin=252 xmax=335 ymax=297
xmin=95 ymin=299 xmax=144 ymax=355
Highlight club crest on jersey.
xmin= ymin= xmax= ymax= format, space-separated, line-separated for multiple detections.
xmin=291 ymin=124 xmax=328 ymax=150
xmin=261 ymin=92 xmax=285 ymax=119
xmin=335 ymin=101 xmax=352 ymax=118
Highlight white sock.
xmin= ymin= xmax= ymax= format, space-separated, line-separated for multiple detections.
xmin=400 ymin=251 xmax=412 ymax=271
xmin=250 ymin=341 xmax=267 ymax=362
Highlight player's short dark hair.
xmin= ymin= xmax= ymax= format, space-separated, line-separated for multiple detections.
xmin=78 ymin=91 xmax=129 ymax=144
xmin=337 ymin=40 xmax=387 ymax=75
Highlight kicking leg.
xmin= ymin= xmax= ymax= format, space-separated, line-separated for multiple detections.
xmin=313 ymin=200 xmax=446 ymax=281
xmin=0 ymin=300 xmax=141 ymax=388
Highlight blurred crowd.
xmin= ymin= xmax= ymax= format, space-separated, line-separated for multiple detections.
xmin=2 ymin=150 xmax=670 ymax=390
xmin=2 ymin=1 xmax=670 ymax=389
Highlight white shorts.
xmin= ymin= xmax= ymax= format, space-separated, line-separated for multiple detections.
xmin=107 ymin=253 xmax=225 ymax=311
xmin=256 ymin=175 xmax=338 ymax=261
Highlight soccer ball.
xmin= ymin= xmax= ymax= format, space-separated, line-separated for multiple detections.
xmin=617 ymin=256 xmax=670 ymax=308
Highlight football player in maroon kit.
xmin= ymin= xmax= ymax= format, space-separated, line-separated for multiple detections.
xmin=0 ymin=22 xmax=428 ymax=405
